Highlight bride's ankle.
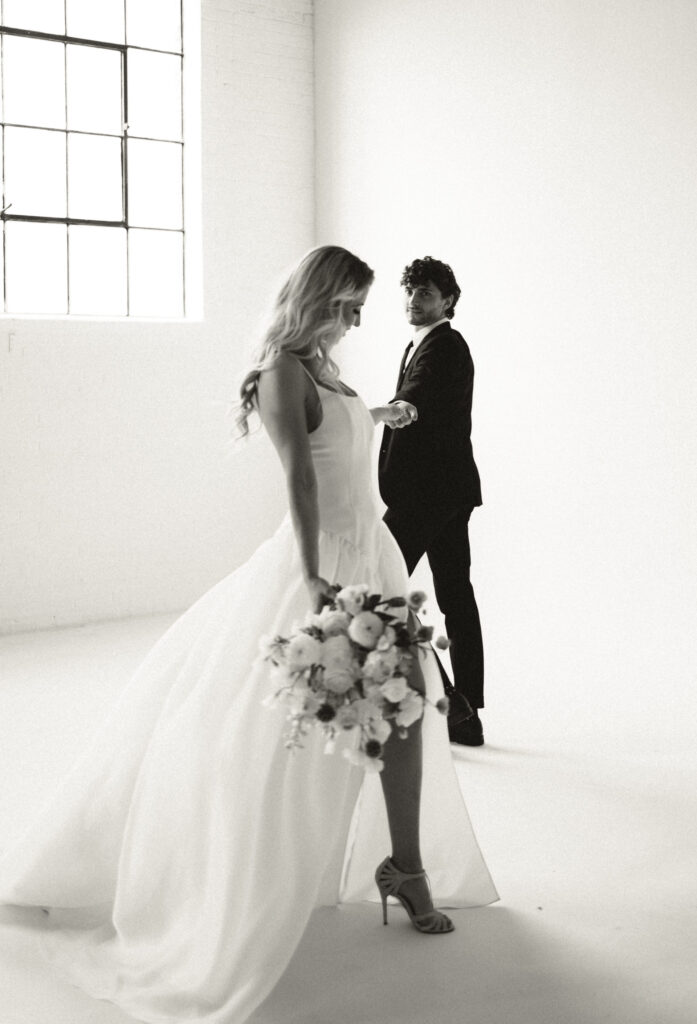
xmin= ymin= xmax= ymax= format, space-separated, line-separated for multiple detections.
xmin=391 ymin=855 xmax=424 ymax=875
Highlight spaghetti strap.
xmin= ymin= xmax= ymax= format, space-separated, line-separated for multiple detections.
xmin=292 ymin=357 xmax=323 ymax=400
xmin=289 ymin=356 xmax=324 ymax=434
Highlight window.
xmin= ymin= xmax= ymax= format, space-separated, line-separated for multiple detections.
xmin=0 ymin=0 xmax=200 ymax=318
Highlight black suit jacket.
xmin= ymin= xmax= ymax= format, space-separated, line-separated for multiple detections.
xmin=378 ymin=321 xmax=482 ymax=514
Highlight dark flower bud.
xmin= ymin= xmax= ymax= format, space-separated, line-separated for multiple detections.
xmin=364 ymin=739 xmax=383 ymax=758
xmin=316 ymin=704 xmax=336 ymax=722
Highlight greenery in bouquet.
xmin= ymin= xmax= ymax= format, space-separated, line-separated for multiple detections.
xmin=259 ymin=584 xmax=450 ymax=772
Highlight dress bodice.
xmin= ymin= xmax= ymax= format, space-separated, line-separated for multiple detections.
xmin=309 ymin=386 xmax=382 ymax=551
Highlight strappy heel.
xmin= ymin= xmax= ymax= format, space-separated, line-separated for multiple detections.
xmin=375 ymin=856 xmax=455 ymax=934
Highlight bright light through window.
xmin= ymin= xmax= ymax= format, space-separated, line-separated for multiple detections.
xmin=0 ymin=1 xmax=200 ymax=319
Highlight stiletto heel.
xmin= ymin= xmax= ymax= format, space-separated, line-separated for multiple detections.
xmin=374 ymin=856 xmax=454 ymax=934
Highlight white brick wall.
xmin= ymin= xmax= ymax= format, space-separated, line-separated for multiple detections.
xmin=0 ymin=0 xmax=316 ymax=633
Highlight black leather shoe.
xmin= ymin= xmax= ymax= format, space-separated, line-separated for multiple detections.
xmin=448 ymin=711 xmax=484 ymax=747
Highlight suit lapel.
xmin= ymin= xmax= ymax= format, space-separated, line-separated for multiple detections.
xmin=401 ymin=322 xmax=452 ymax=383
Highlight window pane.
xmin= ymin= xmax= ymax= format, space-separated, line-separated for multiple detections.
xmin=68 ymin=134 xmax=123 ymax=221
xmin=129 ymin=229 xmax=183 ymax=317
xmin=127 ymin=139 xmax=182 ymax=229
xmin=69 ymin=226 xmax=127 ymax=315
xmin=66 ymin=0 xmax=125 ymax=44
xmin=67 ymin=45 xmax=123 ymax=135
xmin=4 ymin=127 xmax=67 ymax=218
xmin=5 ymin=221 xmax=68 ymax=314
xmin=127 ymin=50 xmax=182 ymax=141
xmin=2 ymin=36 xmax=66 ymax=130
xmin=126 ymin=0 xmax=182 ymax=53
xmin=2 ymin=0 xmax=65 ymax=34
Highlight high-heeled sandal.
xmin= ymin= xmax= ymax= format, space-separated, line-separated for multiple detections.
xmin=375 ymin=856 xmax=455 ymax=934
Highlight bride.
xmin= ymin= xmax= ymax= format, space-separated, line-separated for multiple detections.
xmin=0 ymin=245 xmax=497 ymax=1023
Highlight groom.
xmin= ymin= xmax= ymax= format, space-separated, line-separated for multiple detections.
xmin=378 ymin=256 xmax=485 ymax=746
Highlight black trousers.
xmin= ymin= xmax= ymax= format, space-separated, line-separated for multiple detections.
xmin=383 ymin=504 xmax=484 ymax=709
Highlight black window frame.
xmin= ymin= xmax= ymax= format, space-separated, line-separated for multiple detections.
xmin=0 ymin=6 xmax=188 ymax=318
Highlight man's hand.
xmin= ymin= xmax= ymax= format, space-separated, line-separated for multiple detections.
xmin=383 ymin=401 xmax=418 ymax=429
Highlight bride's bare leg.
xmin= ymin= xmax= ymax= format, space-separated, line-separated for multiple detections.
xmin=378 ymin=613 xmax=434 ymax=916
xmin=379 ymin=701 xmax=424 ymax=869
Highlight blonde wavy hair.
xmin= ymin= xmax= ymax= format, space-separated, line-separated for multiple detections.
xmin=235 ymin=245 xmax=374 ymax=437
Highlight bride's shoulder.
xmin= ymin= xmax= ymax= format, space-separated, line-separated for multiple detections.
xmin=259 ymin=352 xmax=305 ymax=386
xmin=258 ymin=354 xmax=316 ymax=410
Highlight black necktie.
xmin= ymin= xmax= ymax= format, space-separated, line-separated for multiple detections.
xmin=397 ymin=340 xmax=413 ymax=387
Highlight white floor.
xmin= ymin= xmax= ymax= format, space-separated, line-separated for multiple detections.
xmin=1 ymin=615 xmax=695 ymax=1024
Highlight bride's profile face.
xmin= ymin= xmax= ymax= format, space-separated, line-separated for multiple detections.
xmin=340 ymin=286 xmax=370 ymax=337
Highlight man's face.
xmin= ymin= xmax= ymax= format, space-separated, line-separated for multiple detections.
xmin=404 ymin=281 xmax=452 ymax=328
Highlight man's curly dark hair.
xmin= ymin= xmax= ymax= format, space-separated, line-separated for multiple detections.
xmin=400 ymin=256 xmax=461 ymax=319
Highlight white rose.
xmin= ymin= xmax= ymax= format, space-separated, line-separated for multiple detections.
xmin=380 ymin=676 xmax=410 ymax=703
xmin=321 ymin=634 xmax=353 ymax=671
xmin=395 ymin=691 xmax=424 ymax=728
xmin=287 ymin=634 xmax=323 ymax=671
xmin=320 ymin=609 xmax=351 ymax=636
xmin=323 ymin=668 xmax=355 ymax=694
xmin=320 ymin=637 xmax=358 ymax=694
xmin=311 ymin=604 xmax=351 ymax=635
xmin=363 ymin=646 xmax=399 ymax=683
xmin=369 ymin=717 xmax=393 ymax=744
xmin=336 ymin=584 xmax=370 ymax=616
xmin=348 ymin=611 xmax=384 ymax=650
xmin=362 ymin=680 xmax=385 ymax=703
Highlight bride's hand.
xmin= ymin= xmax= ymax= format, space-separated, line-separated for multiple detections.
xmin=382 ymin=401 xmax=418 ymax=429
xmin=305 ymin=575 xmax=336 ymax=613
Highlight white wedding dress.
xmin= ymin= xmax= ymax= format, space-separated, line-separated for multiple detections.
xmin=0 ymin=383 xmax=498 ymax=1023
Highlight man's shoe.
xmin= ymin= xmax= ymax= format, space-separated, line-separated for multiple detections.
xmin=448 ymin=711 xmax=484 ymax=747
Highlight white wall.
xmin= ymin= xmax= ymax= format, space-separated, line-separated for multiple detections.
xmin=315 ymin=0 xmax=697 ymax=740
xmin=0 ymin=0 xmax=314 ymax=633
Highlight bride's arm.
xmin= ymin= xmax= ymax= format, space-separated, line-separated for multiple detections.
xmin=370 ymin=401 xmax=418 ymax=428
xmin=257 ymin=356 xmax=334 ymax=612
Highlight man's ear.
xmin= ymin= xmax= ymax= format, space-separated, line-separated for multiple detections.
xmin=442 ymin=294 xmax=454 ymax=314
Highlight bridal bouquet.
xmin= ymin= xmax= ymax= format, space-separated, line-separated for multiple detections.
xmin=259 ymin=585 xmax=450 ymax=772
